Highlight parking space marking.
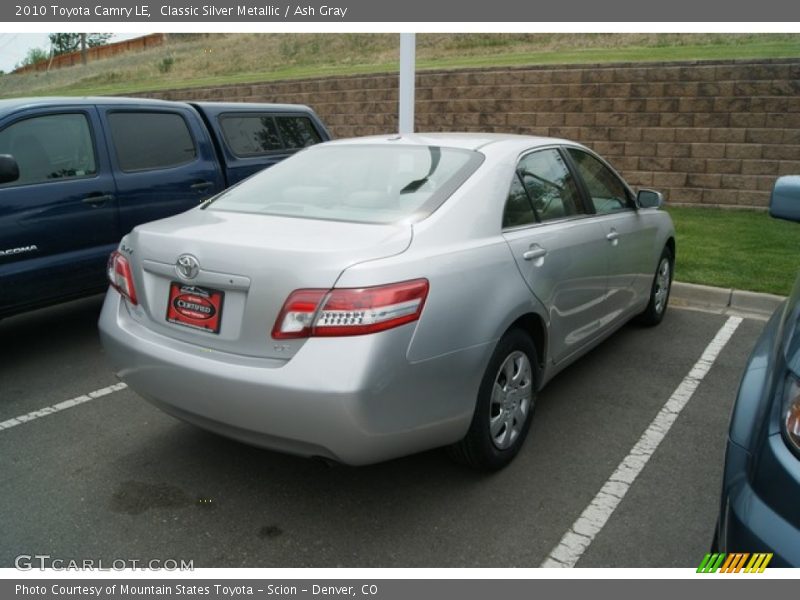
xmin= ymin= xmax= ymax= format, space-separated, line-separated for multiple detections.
xmin=0 ymin=382 xmax=127 ymax=432
xmin=540 ymin=315 xmax=743 ymax=568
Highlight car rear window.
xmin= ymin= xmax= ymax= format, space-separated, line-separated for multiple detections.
xmin=206 ymin=144 xmax=484 ymax=224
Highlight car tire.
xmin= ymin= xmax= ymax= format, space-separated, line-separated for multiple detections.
xmin=448 ymin=328 xmax=538 ymax=471
xmin=638 ymin=246 xmax=674 ymax=327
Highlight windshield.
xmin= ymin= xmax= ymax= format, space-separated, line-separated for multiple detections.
xmin=207 ymin=144 xmax=484 ymax=224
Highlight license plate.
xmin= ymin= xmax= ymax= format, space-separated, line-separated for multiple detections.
xmin=166 ymin=282 xmax=224 ymax=334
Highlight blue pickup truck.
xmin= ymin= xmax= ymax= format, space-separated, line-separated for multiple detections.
xmin=0 ymin=97 xmax=330 ymax=318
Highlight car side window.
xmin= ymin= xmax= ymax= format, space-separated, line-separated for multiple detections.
xmin=502 ymin=173 xmax=537 ymax=228
xmin=107 ymin=111 xmax=197 ymax=172
xmin=0 ymin=113 xmax=97 ymax=188
xmin=517 ymin=149 xmax=583 ymax=222
xmin=567 ymin=148 xmax=633 ymax=215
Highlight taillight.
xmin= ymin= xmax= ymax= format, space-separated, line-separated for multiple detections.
xmin=272 ymin=279 xmax=429 ymax=339
xmin=107 ymin=250 xmax=138 ymax=305
xmin=272 ymin=289 xmax=327 ymax=339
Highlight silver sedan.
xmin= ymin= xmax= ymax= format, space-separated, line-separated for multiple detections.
xmin=99 ymin=133 xmax=675 ymax=469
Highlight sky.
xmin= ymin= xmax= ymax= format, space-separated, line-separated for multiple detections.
xmin=0 ymin=33 xmax=146 ymax=73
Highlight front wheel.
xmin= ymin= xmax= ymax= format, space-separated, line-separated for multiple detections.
xmin=638 ymin=246 xmax=673 ymax=327
xmin=448 ymin=328 xmax=538 ymax=471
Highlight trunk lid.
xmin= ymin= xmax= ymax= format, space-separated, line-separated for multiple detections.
xmin=125 ymin=208 xmax=412 ymax=359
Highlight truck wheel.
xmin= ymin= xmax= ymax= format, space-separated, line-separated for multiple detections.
xmin=448 ymin=328 xmax=538 ymax=471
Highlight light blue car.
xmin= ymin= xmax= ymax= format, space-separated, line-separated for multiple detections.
xmin=715 ymin=176 xmax=800 ymax=565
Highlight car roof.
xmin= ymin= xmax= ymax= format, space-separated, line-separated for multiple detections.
xmin=324 ymin=132 xmax=585 ymax=155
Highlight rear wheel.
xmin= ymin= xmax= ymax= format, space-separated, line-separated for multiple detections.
xmin=448 ymin=328 xmax=538 ymax=471
xmin=638 ymin=246 xmax=673 ymax=326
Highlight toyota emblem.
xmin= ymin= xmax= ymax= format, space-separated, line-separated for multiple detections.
xmin=176 ymin=254 xmax=200 ymax=280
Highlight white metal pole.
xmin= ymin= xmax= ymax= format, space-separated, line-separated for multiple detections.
xmin=398 ymin=33 xmax=416 ymax=135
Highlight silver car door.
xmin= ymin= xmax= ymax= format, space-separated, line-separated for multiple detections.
xmin=501 ymin=147 xmax=610 ymax=366
xmin=565 ymin=147 xmax=656 ymax=325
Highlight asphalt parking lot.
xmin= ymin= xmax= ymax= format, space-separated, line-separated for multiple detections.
xmin=0 ymin=295 xmax=767 ymax=568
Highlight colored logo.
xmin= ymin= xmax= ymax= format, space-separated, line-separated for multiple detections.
xmin=697 ymin=553 xmax=773 ymax=573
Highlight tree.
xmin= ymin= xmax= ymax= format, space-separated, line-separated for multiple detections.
xmin=15 ymin=46 xmax=49 ymax=69
xmin=48 ymin=33 xmax=112 ymax=56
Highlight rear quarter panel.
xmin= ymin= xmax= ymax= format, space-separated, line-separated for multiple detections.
xmin=337 ymin=236 xmax=545 ymax=364
xmin=335 ymin=157 xmax=549 ymax=364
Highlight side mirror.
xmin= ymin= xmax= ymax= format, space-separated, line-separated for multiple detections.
xmin=0 ymin=154 xmax=19 ymax=185
xmin=637 ymin=189 xmax=663 ymax=209
xmin=770 ymin=175 xmax=800 ymax=223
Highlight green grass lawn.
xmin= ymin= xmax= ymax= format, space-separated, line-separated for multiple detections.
xmin=19 ymin=40 xmax=800 ymax=97
xmin=2 ymin=33 xmax=799 ymax=98
xmin=667 ymin=206 xmax=800 ymax=296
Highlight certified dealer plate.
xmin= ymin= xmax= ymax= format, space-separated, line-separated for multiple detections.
xmin=166 ymin=283 xmax=225 ymax=334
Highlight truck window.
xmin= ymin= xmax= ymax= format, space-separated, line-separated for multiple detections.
xmin=275 ymin=116 xmax=322 ymax=149
xmin=0 ymin=113 xmax=97 ymax=187
xmin=219 ymin=114 xmax=322 ymax=157
xmin=107 ymin=112 xmax=197 ymax=172
xmin=219 ymin=115 xmax=282 ymax=156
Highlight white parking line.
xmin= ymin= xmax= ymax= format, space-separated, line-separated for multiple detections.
xmin=0 ymin=382 xmax=127 ymax=432
xmin=540 ymin=315 xmax=743 ymax=568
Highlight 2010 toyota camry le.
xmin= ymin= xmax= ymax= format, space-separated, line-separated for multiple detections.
xmin=99 ymin=133 xmax=676 ymax=470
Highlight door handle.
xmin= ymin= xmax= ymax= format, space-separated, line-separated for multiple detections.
xmin=191 ymin=181 xmax=214 ymax=191
xmin=82 ymin=193 xmax=114 ymax=206
xmin=606 ymin=230 xmax=620 ymax=242
xmin=523 ymin=246 xmax=548 ymax=261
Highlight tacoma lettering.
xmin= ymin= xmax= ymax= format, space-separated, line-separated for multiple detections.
xmin=0 ymin=244 xmax=38 ymax=257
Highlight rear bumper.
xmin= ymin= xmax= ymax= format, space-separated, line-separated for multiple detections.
xmin=98 ymin=290 xmax=489 ymax=465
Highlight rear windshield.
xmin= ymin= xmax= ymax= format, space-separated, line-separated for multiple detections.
xmin=207 ymin=144 xmax=484 ymax=224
